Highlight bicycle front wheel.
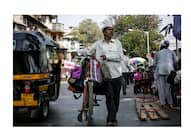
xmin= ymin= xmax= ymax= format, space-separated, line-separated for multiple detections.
xmin=81 ymin=81 xmax=94 ymax=126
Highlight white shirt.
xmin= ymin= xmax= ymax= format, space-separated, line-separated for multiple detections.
xmin=174 ymin=70 xmax=181 ymax=84
xmin=154 ymin=48 xmax=177 ymax=75
xmin=80 ymin=39 xmax=123 ymax=78
xmin=146 ymin=54 xmax=154 ymax=67
xmin=121 ymin=55 xmax=130 ymax=73
xmin=148 ymin=57 xmax=154 ymax=67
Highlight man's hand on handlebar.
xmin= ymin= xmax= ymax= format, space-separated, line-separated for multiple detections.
xmin=100 ymin=55 xmax=107 ymax=60
xmin=101 ymin=55 xmax=121 ymax=62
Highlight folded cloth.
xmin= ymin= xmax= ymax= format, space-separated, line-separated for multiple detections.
xmin=90 ymin=59 xmax=103 ymax=83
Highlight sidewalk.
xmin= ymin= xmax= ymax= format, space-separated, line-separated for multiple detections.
xmin=117 ymin=83 xmax=181 ymax=126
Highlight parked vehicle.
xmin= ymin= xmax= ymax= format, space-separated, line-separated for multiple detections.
xmin=13 ymin=31 xmax=61 ymax=120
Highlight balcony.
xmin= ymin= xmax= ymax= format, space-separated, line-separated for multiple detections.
xmin=13 ymin=15 xmax=26 ymax=26
xmin=52 ymin=23 xmax=64 ymax=33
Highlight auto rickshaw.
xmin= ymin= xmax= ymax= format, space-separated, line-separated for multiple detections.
xmin=13 ymin=31 xmax=61 ymax=120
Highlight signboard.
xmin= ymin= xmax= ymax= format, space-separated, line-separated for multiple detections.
xmin=63 ymin=60 xmax=75 ymax=69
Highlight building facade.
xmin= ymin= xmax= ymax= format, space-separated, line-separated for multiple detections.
xmin=13 ymin=15 xmax=64 ymax=46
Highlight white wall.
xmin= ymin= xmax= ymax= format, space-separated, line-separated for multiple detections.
xmin=159 ymin=15 xmax=181 ymax=51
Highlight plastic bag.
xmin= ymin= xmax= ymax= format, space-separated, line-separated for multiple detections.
xmin=90 ymin=59 xmax=103 ymax=83
xmin=71 ymin=65 xmax=82 ymax=79
xmin=100 ymin=62 xmax=111 ymax=81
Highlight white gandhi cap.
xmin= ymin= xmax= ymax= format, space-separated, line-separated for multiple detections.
xmin=102 ymin=23 xmax=113 ymax=31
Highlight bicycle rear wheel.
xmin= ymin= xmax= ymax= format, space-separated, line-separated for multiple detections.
xmin=87 ymin=81 xmax=94 ymax=117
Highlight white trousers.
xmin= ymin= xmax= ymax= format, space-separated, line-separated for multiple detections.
xmin=157 ymin=75 xmax=173 ymax=105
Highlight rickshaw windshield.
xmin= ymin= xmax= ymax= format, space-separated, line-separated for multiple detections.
xmin=14 ymin=51 xmax=41 ymax=74
xmin=13 ymin=33 xmax=48 ymax=74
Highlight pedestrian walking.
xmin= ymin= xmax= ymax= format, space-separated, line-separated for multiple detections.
xmin=153 ymin=40 xmax=178 ymax=109
xmin=80 ymin=23 xmax=123 ymax=126
xmin=71 ymin=50 xmax=79 ymax=65
xmin=121 ymin=49 xmax=130 ymax=95
xmin=133 ymin=68 xmax=143 ymax=94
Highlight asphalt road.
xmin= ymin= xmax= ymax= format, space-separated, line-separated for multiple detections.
xmin=14 ymin=82 xmax=181 ymax=127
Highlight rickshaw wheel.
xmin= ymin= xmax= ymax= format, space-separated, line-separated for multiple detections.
xmin=39 ymin=101 xmax=49 ymax=119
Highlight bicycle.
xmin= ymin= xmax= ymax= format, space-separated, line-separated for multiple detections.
xmin=77 ymin=56 xmax=105 ymax=126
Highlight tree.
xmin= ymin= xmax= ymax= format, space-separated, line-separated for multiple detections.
xmin=106 ymin=15 xmax=163 ymax=57
xmin=73 ymin=19 xmax=103 ymax=46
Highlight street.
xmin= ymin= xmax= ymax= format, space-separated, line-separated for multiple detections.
xmin=14 ymin=81 xmax=181 ymax=126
